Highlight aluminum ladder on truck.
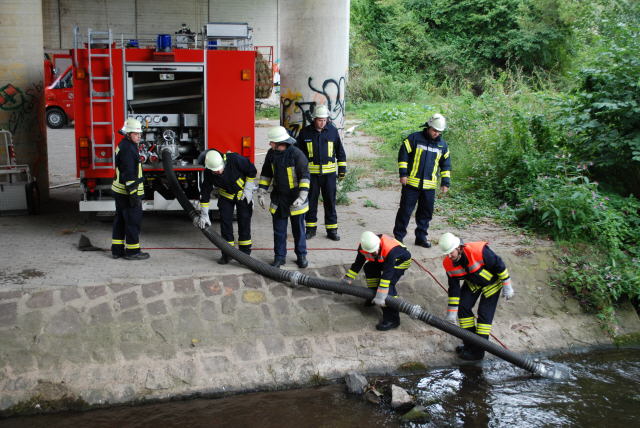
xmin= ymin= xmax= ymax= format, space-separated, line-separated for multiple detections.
xmin=87 ymin=28 xmax=115 ymax=170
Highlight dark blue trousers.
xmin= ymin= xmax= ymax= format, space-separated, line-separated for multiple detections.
xmin=393 ymin=186 xmax=435 ymax=243
xmin=111 ymin=194 xmax=143 ymax=256
xmin=306 ymin=174 xmax=338 ymax=231
xmin=218 ymin=197 xmax=253 ymax=254
xmin=272 ymin=213 xmax=306 ymax=259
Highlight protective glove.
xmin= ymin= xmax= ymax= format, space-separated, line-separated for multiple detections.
xmin=193 ymin=206 xmax=211 ymax=229
xmin=242 ymin=180 xmax=256 ymax=204
xmin=257 ymin=188 xmax=267 ymax=209
xmin=372 ymin=289 xmax=388 ymax=307
xmin=501 ymin=284 xmax=514 ymax=300
xmin=445 ymin=308 xmax=458 ymax=324
xmin=292 ymin=190 xmax=308 ymax=208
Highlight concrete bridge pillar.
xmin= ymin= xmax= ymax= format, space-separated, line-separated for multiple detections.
xmin=278 ymin=0 xmax=350 ymax=138
xmin=0 ymin=0 xmax=49 ymax=200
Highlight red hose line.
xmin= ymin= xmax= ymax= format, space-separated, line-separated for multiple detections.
xmin=144 ymin=245 xmax=508 ymax=349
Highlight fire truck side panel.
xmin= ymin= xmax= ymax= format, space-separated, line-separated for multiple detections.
xmin=206 ymin=50 xmax=255 ymax=163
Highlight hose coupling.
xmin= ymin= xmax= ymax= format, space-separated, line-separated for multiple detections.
xmin=289 ymin=271 xmax=303 ymax=286
xmin=408 ymin=304 xmax=423 ymax=319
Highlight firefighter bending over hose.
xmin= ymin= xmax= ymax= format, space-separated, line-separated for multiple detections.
xmin=439 ymin=232 xmax=515 ymax=361
xmin=111 ymin=118 xmax=149 ymax=260
xmin=342 ymin=231 xmax=412 ymax=331
xmin=194 ymin=149 xmax=258 ymax=265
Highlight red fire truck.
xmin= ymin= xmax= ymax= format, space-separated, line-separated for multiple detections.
xmin=71 ymin=25 xmax=259 ymax=212
xmin=44 ymin=53 xmax=74 ymax=129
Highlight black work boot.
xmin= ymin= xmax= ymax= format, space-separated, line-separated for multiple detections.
xmin=414 ymin=238 xmax=432 ymax=248
xmin=270 ymin=257 xmax=286 ymax=268
xmin=124 ymin=252 xmax=150 ymax=260
xmin=375 ymin=319 xmax=400 ymax=331
xmin=305 ymin=228 xmax=316 ymax=239
xmin=458 ymin=349 xmax=485 ymax=361
xmin=296 ymin=256 xmax=308 ymax=268
xmin=217 ymin=254 xmax=230 ymax=265
xmin=327 ymin=230 xmax=340 ymax=241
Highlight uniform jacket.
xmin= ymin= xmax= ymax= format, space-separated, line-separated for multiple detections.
xmin=111 ymin=136 xmax=144 ymax=197
xmin=198 ymin=150 xmax=257 ymax=207
xmin=345 ymin=234 xmax=412 ymax=289
xmin=398 ymin=130 xmax=451 ymax=190
xmin=443 ymin=242 xmax=511 ymax=301
xmin=259 ymin=145 xmax=311 ymax=216
xmin=296 ymin=122 xmax=347 ymax=177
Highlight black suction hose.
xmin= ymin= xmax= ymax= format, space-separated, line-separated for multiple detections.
xmin=162 ymin=150 xmax=568 ymax=380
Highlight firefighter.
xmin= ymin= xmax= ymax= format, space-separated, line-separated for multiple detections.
xmin=295 ymin=104 xmax=347 ymax=241
xmin=111 ymin=118 xmax=149 ymax=260
xmin=439 ymin=232 xmax=515 ymax=361
xmin=393 ymin=113 xmax=451 ymax=248
xmin=193 ymin=149 xmax=257 ymax=265
xmin=342 ymin=231 xmax=412 ymax=331
xmin=257 ymin=126 xmax=311 ymax=268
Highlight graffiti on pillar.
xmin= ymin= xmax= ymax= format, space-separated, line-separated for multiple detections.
xmin=0 ymin=82 xmax=43 ymax=136
xmin=281 ymin=89 xmax=305 ymax=138
xmin=308 ymin=76 xmax=346 ymax=132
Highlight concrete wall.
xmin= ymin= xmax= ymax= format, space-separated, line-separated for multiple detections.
xmin=0 ymin=0 xmax=49 ymax=199
xmin=42 ymin=0 xmax=279 ymax=58
xmin=1 ymin=254 xmax=639 ymax=411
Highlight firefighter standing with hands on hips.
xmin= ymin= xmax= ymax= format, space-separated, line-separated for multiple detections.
xmin=110 ymin=118 xmax=149 ymax=260
xmin=394 ymin=113 xmax=451 ymax=248
xmin=257 ymin=126 xmax=311 ymax=268
xmin=193 ymin=149 xmax=257 ymax=265
xmin=295 ymin=104 xmax=347 ymax=241
xmin=342 ymin=231 xmax=412 ymax=331
xmin=439 ymin=232 xmax=514 ymax=361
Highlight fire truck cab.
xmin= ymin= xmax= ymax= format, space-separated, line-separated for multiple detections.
xmin=45 ymin=65 xmax=74 ymax=129
xmin=72 ymin=25 xmax=258 ymax=213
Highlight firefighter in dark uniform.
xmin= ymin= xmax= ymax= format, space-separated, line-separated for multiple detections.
xmin=394 ymin=113 xmax=451 ymax=248
xmin=111 ymin=118 xmax=149 ymax=260
xmin=295 ymin=104 xmax=347 ymax=241
xmin=342 ymin=231 xmax=412 ymax=331
xmin=257 ymin=126 xmax=311 ymax=268
xmin=439 ymin=232 xmax=515 ymax=360
xmin=193 ymin=149 xmax=257 ymax=265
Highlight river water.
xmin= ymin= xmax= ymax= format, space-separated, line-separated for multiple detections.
xmin=2 ymin=348 xmax=639 ymax=427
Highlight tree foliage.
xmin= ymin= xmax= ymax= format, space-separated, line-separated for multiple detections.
xmin=350 ymin=0 xmax=573 ymax=84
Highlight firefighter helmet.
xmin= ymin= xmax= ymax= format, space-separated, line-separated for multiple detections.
xmin=423 ymin=113 xmax=446 ymax=132
xmin=122 ymin=117 xmax=142 ymax=133
xmin=439 ymin=232 xmax=461 ymax=255
xmin=267 ymin=126 xmax=295 ymax=144
xmin=313 ymin=105 xmax=330 ymax=119
xmin=360 ymin=231 xmax=381 ymax=253
xmin=204 ymin=150 xmax=224 ymax=172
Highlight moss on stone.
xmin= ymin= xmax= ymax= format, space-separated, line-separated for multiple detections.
xmin=397 ymin=361 xmax=427 ymax=372
xmin=0 ymin=394 xmax=90 ymax=418
xmin=613 ymin=332 xmax=640 ymax=347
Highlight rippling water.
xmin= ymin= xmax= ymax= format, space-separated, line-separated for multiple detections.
xmin=3 ymin=348 xmax=639 ymax=427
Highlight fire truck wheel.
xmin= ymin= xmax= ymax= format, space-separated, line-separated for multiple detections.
xmin=26 ymin=181 xmax=40 ymax=215
xmin=46 ymin=107 xmax=67 ymax=129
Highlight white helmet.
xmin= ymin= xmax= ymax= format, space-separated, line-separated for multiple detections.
xmin=204 ymin=150 xmax=224 ymax=172
xmin=313 ymin=105 xmax=329 ymax=119
xmin=426 ymin=113 xmax=446 ymax=132
xmin=122 ymin=117 xmax=142 ymax=133
xmin=360 ymin=231 xmax=381 ymax=253
xmin=267 ymin=126 xmax=296 ymax=145
xmin=439 ymin=232 xmax=461 ymax=255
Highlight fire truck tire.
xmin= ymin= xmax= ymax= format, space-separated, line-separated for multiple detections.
xmin=26 ymin=181 xmax=40 ymax=215
xmin=46 ymin=107 xmax=67 ymax=129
